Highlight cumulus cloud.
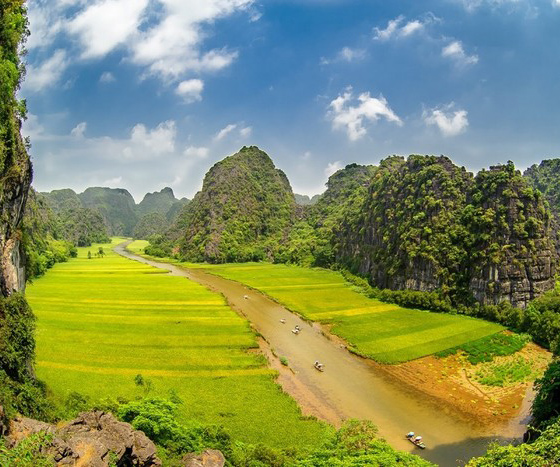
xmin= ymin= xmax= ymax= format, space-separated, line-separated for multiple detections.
xmin=328 ymin=87 xmax=402 ymax=141
xmin=100 ymin=71 xmax=116 ymax=83
xmin=184 ymin=146 xmax=209 ymax=158
xmin=26 ymin=0 xmax=254 ymax=91
xmin=424 ymin=103 xmax=469 ymax=136
xmin=176 ymin=79 xmax=204 ymax=102
xmin=67 ymin=0 xmax=149 ymax=59
xmin=373 ymin=14 xmax=434 ymax=40
xmin=129 ymin=120 xmax=176 ymax=155
xmin=553 ymin=0 xmax=560 ymax=7
xmin=24 ymin=50 xmax=68 ymax=92
xmin=71 ymin=122 xmax=87 ymax=138
xmin=325 ymin=161 xmax=343 ymax=177
xmin=442 ymin=41 xmax=479 ymax=66
xmin=129 ymin=0 xmax=253 ymax=80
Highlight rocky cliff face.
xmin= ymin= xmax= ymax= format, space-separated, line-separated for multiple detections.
xmin=0 ymin=4 xmax=32 ymax=296
xmin=467 ymin=163 xmax=557 ymax=307
xmin=180 ymin=146 xmax=296 ymax=262
xmin=337 ymin=156 xmax=557 ymax=308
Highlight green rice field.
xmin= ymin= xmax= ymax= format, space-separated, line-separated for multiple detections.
xmin=181 ymin=262 xmax=504 ymax=363
xmin=26 ymin=239 xmax=328 ymax=447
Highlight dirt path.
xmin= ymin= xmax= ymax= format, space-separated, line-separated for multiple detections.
xmin=115 ymin=242 xmax=533 ymax=467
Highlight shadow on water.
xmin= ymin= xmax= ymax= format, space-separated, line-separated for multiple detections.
xmin=423 ymin=435 xmax=522 ymax=467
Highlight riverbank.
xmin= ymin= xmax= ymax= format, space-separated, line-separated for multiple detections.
xmin=120 ymin=241 xmax=540 ymax=466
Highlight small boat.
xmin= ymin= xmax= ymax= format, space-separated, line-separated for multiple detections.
xmin=314 ymin=361 xmax=324 ymax=372
xmin=280 ymin=319 xmax=286 ymax=324
xmin=292 ymin=328 xmax=300 ymax=335
xmin=243 ymin=295 xmax=249 ymax=300
xmin=405 ymin=433 xmax=426 ymax=449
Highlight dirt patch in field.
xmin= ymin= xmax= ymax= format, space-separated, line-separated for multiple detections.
xmin=376 ymin=342 xmax=551 ymax=425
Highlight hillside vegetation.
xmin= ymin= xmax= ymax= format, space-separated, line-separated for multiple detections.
xmin=179 ymin=146 xmax=296 ymax=262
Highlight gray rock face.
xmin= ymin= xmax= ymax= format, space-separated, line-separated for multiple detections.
xmin=0 ymin=157 xmax=32 ymax=297
xmin=7 ymin=411 xmax=161 ymax=467
xmin=181 ymin=449 xmax=226 ymax=467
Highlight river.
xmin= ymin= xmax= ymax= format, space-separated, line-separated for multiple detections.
xmin=115 ymin=242 xmax=531 ymax=467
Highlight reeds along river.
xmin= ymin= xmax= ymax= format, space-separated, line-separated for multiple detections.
xmin=115 ymin=242 xmax=533 ymax=467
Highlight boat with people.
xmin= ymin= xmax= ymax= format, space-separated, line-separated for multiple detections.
xmin=314 ymin=361 xmax=324 ymax=372
xmin=406 ymin=432 xmax=426 ymax=449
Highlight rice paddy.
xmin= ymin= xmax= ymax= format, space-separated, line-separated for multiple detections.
xmin=26 ymin=239 xmax=328 ymax=448
xmin=183 ymin=262 xmax=505 ymax=363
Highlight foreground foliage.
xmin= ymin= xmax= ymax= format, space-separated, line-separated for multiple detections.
xmin=467 ymin=418 xmax=560 ymax=466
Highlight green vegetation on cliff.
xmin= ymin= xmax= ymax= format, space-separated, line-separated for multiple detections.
xmin=180 ymin=146 xmax=296 ymax=262
xmin=337 ymin=157 xmax=556 ymax=308
xmin=79 ymin=187 xmax=138 ymax=236
xmin=524 ymin=158 xmax=560 ymax=214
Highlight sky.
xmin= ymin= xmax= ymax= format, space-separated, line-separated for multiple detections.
xmin=22 ymin=0 xmax=560 ymax=201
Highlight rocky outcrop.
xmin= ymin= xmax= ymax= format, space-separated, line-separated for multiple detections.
xmin=181 ymin=449 xmax=225 ymax=467
xmin=337 ymin=157 xmax=557 ymax=308
xmin=467 ymin=163 xmax=557 ymax=308
xmin=6 ymin=410 xmax=161 ymax=466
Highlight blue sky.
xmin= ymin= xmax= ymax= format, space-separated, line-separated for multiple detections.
xmin=22 ymin=0 xmax=560 ymax=201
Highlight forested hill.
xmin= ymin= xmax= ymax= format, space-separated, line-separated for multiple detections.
xmin=179 ymin=146 xmax=297 ymax=262
xmin=41 ymin=186 xmax=189 ymax=239
xmin=524 ymin=159 xmax=560 ymax=215
xmin=144 ymin=149 xmax=559 ymax=309
xmin=337 ymin=157 xmax=556 ymax=308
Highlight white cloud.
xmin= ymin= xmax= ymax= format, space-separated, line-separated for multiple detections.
xmin=214 ymin=124 xmax=237 ymax=141
xmin=103 ymin=175 xmax=123 ymax=186
xmin=553 ymin=0 xmax=560 ymax=7
xmin=26 ymin=0 xmax=254 ymax=90
xmin=100 ymin=72 xmax=116 ymax=83
xmin=374 ymin=15 xmax=432 ymax=41
xmin=240 ymin=126 xmax=252 ymax=138
xmin=176 ymin=79 xmax=204 ymax=102
xmin=67 ymin=0 xmax=150 ymax=59
xmin=328 ymin=87 xmax=402 ymax=141
xmin=325 ymin=161 xmax=343 ymax=177
xmin=424 ymin=103 xmax=469 ymax=137
xmin=71 ymin=122 xmax=87 ymax=138
xmin=129 ymin=120 xmax=176 ymax=155
xmin=442 ymin=41 xmax=479 ymax=66
xmin=184 ymin=146 xmax=209 ymax=158
xmin=130 ymin=0 xmax=253 ymax=80
xmin=322 ymin=47 xmax=366 ymax=65
xmin=302 ymin=151 xmax=312 ymax=160
xmin=24 ymin=50 xmax=68 ymax=92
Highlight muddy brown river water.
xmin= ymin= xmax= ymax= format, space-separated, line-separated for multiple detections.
xmin=115 ymin=242 xmax=532 ymax=467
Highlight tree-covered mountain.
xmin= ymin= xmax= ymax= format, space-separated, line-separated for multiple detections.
xmin=337 ymin=157 xmax=556 ymax=308
xmin=524 ymin=159 xmax=560 ymax=215
xmin=136 ymin=187 xmax=183 ymax=217
xmin=78 ymin=187 xmax=138 ymax=236
xmin=179 ymin=146 xmax=296 ymax=262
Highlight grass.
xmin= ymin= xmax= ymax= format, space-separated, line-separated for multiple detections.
xmin=26 ymin=239 xmax=329 ymax=448
xmin=474 ymin=357 xmax=534 ymax=387
xmin=176 ymin=262 xmax=504 ymax=363
xmin=435 ymin=333 xmax=531 ymax=364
